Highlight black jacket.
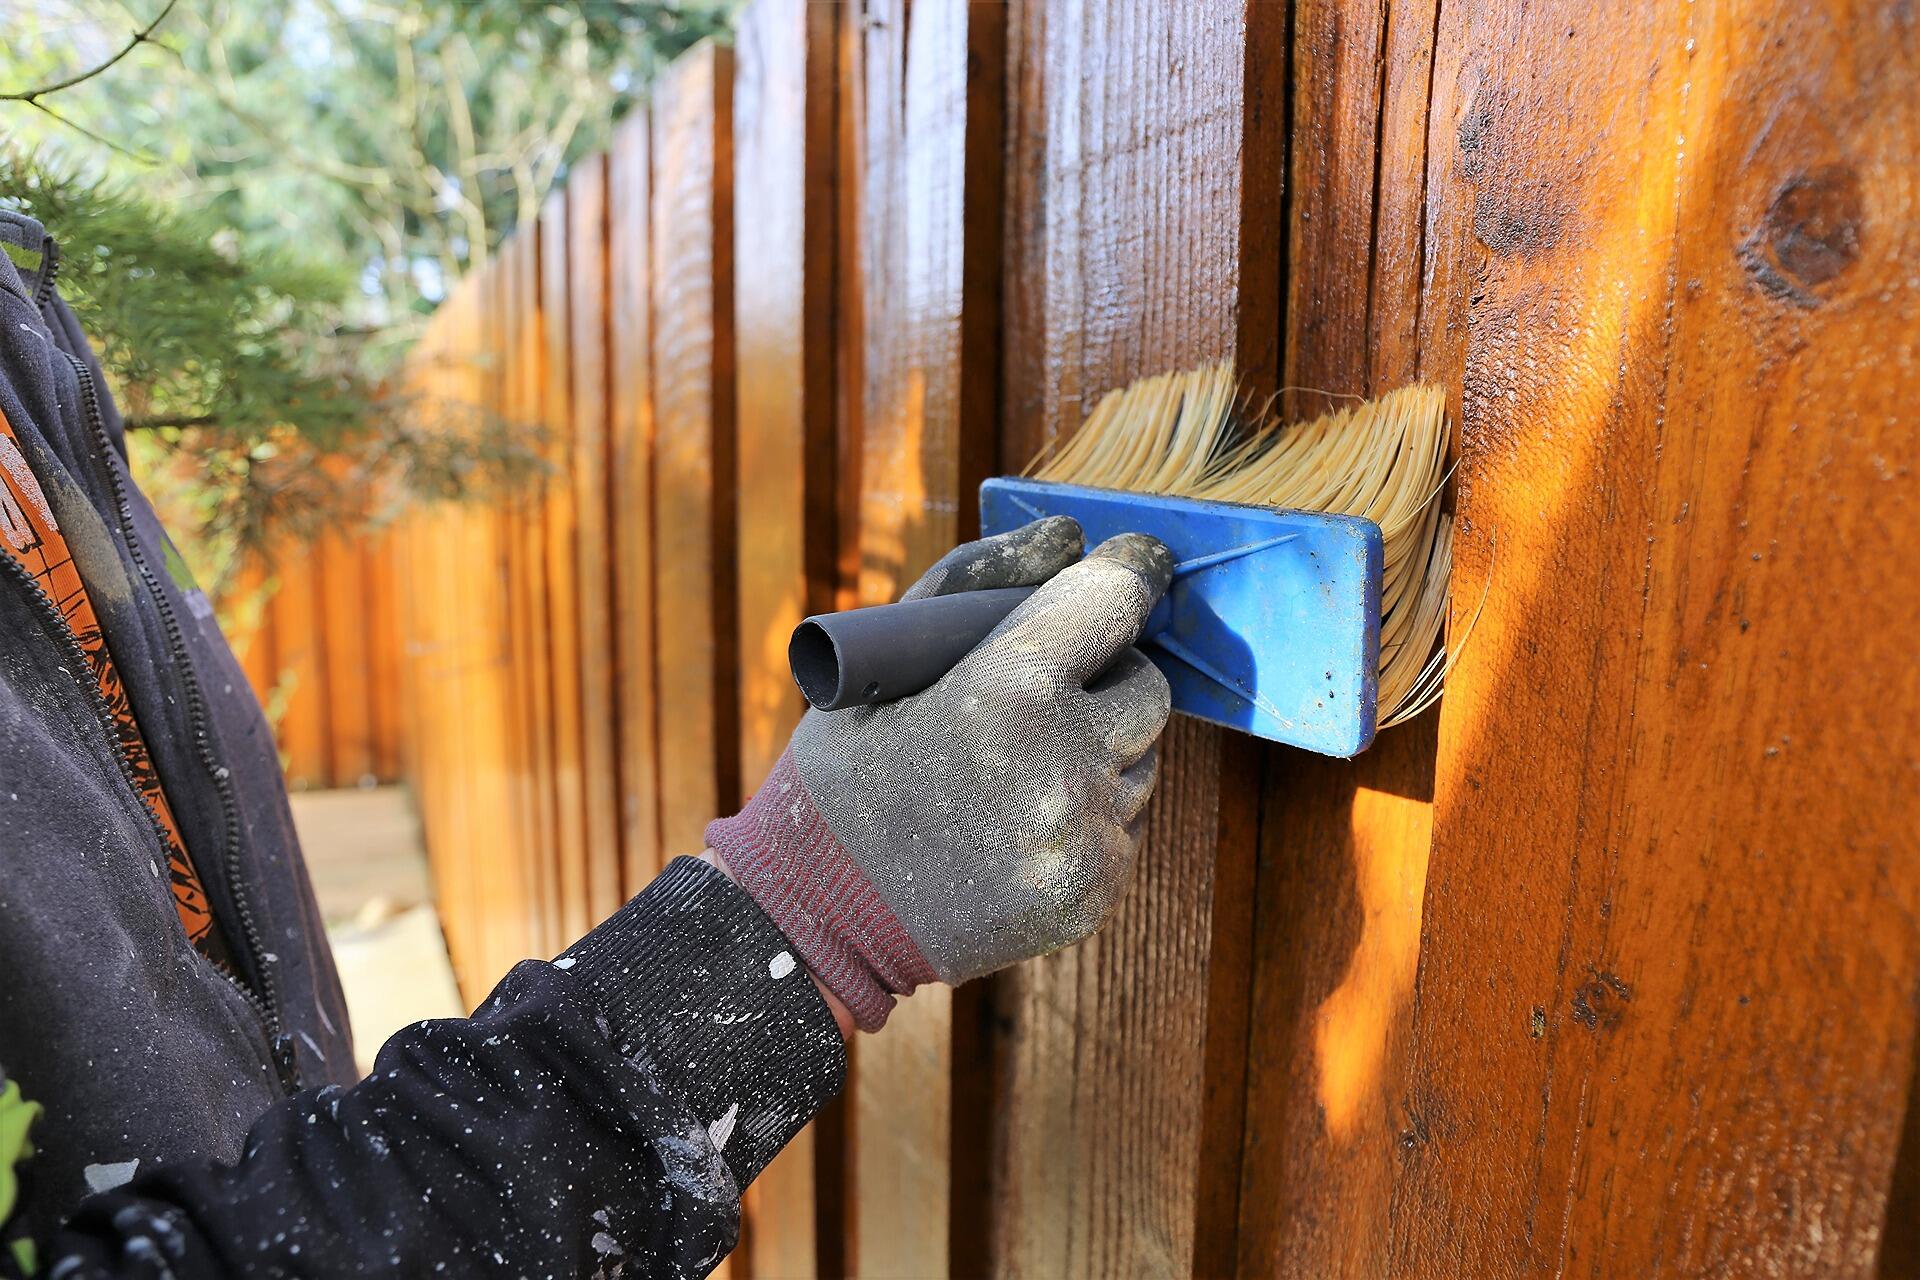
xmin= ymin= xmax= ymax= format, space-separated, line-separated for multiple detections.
xmin=0 ymin=211 xmax=842 ymax=1276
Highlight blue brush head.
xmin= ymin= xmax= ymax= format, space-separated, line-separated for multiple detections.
xmin=980 ymin=477 xmax=1383 ymax=757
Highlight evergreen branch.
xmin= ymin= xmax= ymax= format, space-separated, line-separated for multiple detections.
xmin=1 ymin=0 xmax=180 ymax=102
xmin=17 ymin=98 xmax=160 ymax=164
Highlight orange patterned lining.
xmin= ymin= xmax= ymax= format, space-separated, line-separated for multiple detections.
xmin=0 ymin=405 xmax=229 ymax=964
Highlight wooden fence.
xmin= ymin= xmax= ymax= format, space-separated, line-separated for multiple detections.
xmin=225 ymin=533 xmax=407 ymax=792
xmin=271 ymin=0 xmax=1918 ymax=1274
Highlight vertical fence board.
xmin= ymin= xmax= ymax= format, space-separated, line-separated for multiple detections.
xmin=504 ymin=227 xmax=561 ymax=960
xmin=468 ymin=265 xmax=534 ymax=987
xmin=607 ymin=112 xmax=664 ymax=896
xmin=1382 ymin=0 xmax=1920 ymax=1274
xmin=418 ymin=279 xmax=486 ymax=991
xmin=225 ymin=553 xmax=276 ymax=714
xmin=270 ymin=541 xmax=329 ymax=789
xmin=733 ymin=0 xmax=840 ymax=1274
xmin=317 ymin=526 xmax=374 ymax=785
xmin=843 ymin=2 xmax=1004 ymax=1274
xmin=366 ymin=531 xmax=406 ymax=784
xmin=540 ymin=191 xmax=593 ymax=944
xmin=990 ymin=3 xmax=1283 ymax=1275
xmin=565 ymin=155 xmax=625 ymax=926
xmin=1233 ymin=0 xmax=1448 ymax=1272
xmin=650 ymin=45 xmax=740 ymax=866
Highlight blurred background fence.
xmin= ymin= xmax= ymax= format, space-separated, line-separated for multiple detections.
xmin=238 ymin=0 xmax=1920 ymax=1276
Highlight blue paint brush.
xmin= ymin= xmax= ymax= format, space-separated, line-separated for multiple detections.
xmin=788 ymin=365 xmax=1452 ymax=758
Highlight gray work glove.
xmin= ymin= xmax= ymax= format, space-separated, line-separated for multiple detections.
xmin=705 ymin=517 xmax=1174 ymax=1029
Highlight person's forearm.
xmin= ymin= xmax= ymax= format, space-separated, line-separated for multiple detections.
xmin=699 ymin=848 xmax=856 ymax=1041
xmin=20 ymin=859 xmax=845 ymax=1279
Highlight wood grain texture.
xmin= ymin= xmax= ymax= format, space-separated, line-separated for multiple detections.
xmin=607 ymin=112 xmax=663 ymax=896
xmin=269 ymin=539 xmax=328 ymax=789
xmin=1234 ymin=0 xmax=1447 ymax=1271
xmin=363 ymin=530 xmax=406 ymax=783
xmin=839 ymin=2 xmax=1005 ymax=1274
xmin=224 ymin=552 xmax=276 ymax=712
xmin=564 ymin=154 xmax=625 ymax=926
xmin=651 ymin=44 xmax=740 ymax=863
xmin=538 ymin=190 xmax=593 ymax=944
xmin=468 ymin=264 xmax=533 ymax=987
xmin=732 ymin=0 xmax=840 ymax=1273
xmin=990 ymin=3 xmax=1285 ymax=1276
xmin=317 ymin=525 xmax=373 ymax=785
xmin=1385 ymin=1 xmax=1920 ymax=1274
xmin=410 ymin=271 xmax=532 ymax=994
xmin=500 ymin=227 xmax=559 ymax=960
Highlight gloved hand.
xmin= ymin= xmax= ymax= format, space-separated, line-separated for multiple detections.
xmin=706 ymin=516 xmax=1174 ymax=1030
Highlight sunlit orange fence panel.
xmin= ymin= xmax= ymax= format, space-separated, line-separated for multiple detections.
xmin=224 ymin=531 xmax=406 ymax=792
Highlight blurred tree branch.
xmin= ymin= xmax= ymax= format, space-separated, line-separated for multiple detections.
xmin=0 ymin=0 xmax=177 ymax=102
xmin=0 ymin=0 xmax=728 ymax=583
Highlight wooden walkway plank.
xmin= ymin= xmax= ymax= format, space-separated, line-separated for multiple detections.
xmin=565 ymin=154 xmax=625 ymax=926
xmin=1384 ymin=0 xmax=1920 ymax=1273
xmin=732 ymin=1 xmax=842 ymax=1272
xmin=649 ymin=43 xmax=740 ymax=867
xmin=607 ymin=111 xmax=665 ymax=896
xmin=990 ymin=3 xmax=1283 ymax=1276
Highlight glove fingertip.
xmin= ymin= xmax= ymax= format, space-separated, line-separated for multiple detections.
xmin=1085 ymin=532 xmax=1174 ymax=595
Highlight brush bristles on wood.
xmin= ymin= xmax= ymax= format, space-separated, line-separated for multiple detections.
xmin=1029 ymin=361 xmax=1453 ymax=728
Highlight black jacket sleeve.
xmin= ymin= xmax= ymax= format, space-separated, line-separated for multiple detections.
xmin=19 ymin=858 xmax=845 ymax=1278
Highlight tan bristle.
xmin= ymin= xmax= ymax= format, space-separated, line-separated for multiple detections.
xmin=1031 ymin=360 xmax=1454 ymax=728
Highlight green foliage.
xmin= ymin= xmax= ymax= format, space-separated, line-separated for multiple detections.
xmin=2 ymin=147 xmax=364 ymax=445
xmin=5 ymin=1 xmax=732 ymax=356
xmin=0 ymin=145 xmax=542 ymax=598
xmin=0 ymin=0 xmax=730 ymax=583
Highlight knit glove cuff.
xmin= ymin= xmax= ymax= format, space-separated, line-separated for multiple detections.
xmin=705 ymin=752 xmax=938 ymax=1031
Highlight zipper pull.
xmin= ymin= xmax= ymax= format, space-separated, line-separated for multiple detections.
xmin=271 ymin=1033 xmax=303 ymax=1093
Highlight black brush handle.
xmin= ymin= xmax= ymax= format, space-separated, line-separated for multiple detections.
xmin=789 ymin=587 xmax=1036 ymax=710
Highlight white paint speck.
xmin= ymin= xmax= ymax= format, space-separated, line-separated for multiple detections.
xmin=769 ymin=951 xmax=796 ymax=980
xmin=84 ymin=1159 xmax=139 ymax=1193
xmin=553 ymin=956 xmax=576 ymax=970
xmin=708 ymin=1104 xmax=738 ymax=1152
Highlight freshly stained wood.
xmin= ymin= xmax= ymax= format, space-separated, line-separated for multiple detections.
xmin=223 ymin=552 xmax=276 ymax=712
xmin=317 ymin=525 xmax=373 ymax=785
xmin=269 ymin=538 xmax=329 ymax=789
xmin=607 ymin=112 xmax=664 ymax=895
xmin=650 ymin=44 xmax=740 ymax=863
xmin=1234 ymin=0 xmax=1447 ymax=1272
xmin=991 ymin=3 xmax=1284 ymax=1275
xmin=1386 ymin=0 xmax=1920 ymax=1273
xmin=501 ymin=228 xmax=560 ymax=961
xmin=463 ymin=267 xmax=533 ymax=988
xmin=540 ymin=189 xmax=593 ymax=944
xmin=841 ymin=2 xmax=1005 ymax=1273
xmin=363 ymin=531 xmax=406 ymax=783
xmin=565 ymin=155 xmax=624 ymax=926
xmin=732 ymin=0 xmax=840 ymax=1274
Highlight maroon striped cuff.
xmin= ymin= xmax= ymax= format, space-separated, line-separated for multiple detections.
xmin=705 ymin=752 xmax=937 ymax=1031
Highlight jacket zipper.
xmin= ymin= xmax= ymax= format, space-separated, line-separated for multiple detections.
xmin=0 ymin=553 xmax=280 ymax=1042
xmin=32 ymin=237 xmax=298 ymax=1088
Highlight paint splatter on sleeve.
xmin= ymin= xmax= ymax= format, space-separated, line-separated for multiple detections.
xmin=34 ymin=858 xmax=846 ymax=1278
